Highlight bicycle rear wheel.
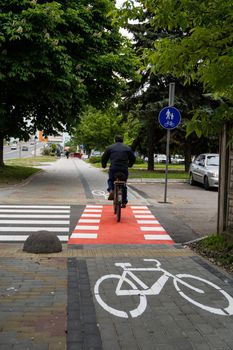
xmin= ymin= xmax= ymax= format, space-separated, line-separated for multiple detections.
xmin=116 ymin=201 xmax=121 ymax=222
xmin=113 ymin=186 xmax=118 ymax=214
xmin=173 ymin=274 xmax=233 ymax=315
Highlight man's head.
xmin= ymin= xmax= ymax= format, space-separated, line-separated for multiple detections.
xmin=115 ymin=135 xmax=123 ymax=143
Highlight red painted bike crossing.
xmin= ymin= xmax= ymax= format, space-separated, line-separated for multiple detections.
xmin=68 ymin=205 xmax=174 ymax=245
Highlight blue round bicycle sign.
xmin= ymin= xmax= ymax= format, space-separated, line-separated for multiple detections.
xmin=158 ymin=106 xmax=181 ymax=129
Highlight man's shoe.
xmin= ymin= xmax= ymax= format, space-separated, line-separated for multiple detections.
xmin=121 ymin=203 xmax=127 ymax=208
xmin=108 ymin=191 xmax=114 ymax=200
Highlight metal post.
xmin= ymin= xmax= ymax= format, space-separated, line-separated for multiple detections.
xmin=19 ymin=141 xmax=22 ymax=159
xmin=34 ymin=139 xmax=36 ymax=157
xmin=164 ymin=83 xmax=175 ymax=203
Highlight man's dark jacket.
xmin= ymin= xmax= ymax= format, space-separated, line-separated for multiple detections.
xmin=101 ymin=142 xmax=135 ymax=170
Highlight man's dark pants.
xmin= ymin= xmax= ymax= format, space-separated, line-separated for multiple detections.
xmin=107 ymin=167 xmax=128 ymax=204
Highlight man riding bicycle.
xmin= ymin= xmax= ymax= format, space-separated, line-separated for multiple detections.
xmin=101 ymin=135 xmax=135 ymax=207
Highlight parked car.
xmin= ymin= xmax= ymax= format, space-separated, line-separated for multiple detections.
xmin=90 ymin=150 xmax=103 ymax=157
xmin=171 ymin=154 xmax=185 ymax=164
xmin=22 ymin=145 xmax=29 ymax=151
xmin=189 ymin=153 xmax=219 ymax=190
xmin=10 ymin=144 xmax=17 ymax=150
xmin=154 ymin=154 xmax=166 ymax=163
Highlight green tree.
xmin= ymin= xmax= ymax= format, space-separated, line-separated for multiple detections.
xmin=73 ymin=106 xmax=125 ymax=153
xmin=0 ymin=0 xmax=138 ymax=166
xmin=141 ymin=0 xmax=233 ymax=135
xmin=117 ymin=3 xmax=219 ymax=170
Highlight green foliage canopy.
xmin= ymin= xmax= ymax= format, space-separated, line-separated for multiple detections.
xmin=73 ymin=106 xmax=125 ymax=152
xmin=0 ymin=0 xmax=138 ymax=142
xmin=143 ymin=0 xmax=233 ymax=102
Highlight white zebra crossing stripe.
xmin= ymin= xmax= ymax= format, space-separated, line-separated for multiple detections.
xmin=75 ymin=225 xmax=99 ymax=230
xmin=71 ymin=233 xmax=98 ymax=239
xmin=137 ymin=220 xmax=159 ymax=224
xmin=0 ymin=205 xmax=71 ymax=242
xmin=144 ymin=234 xmax=172 ymax=240
xmin=0 ymin=227 xmax=69 ymax=232
xmin=0 ymin=220 xmax=69 ymax=224
xmin=84 ymin=209 xmax=102 ymax=213
xmin=140 ymin=227 xmax=165 ymax=231
xmin=131 ymin=206 xmax=148 ymax=209
xmin=82 ymin=214 xmax=101 ymax=218
xmin=79 ymin=219 xmax=100 ymax=223
xmin=134 ymin=215 xmax=154 ymax=219
xmin=0 ymin=214 xmax=70 ymax=218
xmin=0 ymin=209 xmax=70 ymax=213
xmin=0 ymin=205 xmax=70 ymax=209
xmin=0 ymin=235 xmax=69 ymax=241
xmin=86 ymin=205 xmax=103 ymax=208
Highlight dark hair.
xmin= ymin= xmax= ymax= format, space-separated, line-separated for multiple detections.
xmin=115 ymin=135 xmax=123 ymax=143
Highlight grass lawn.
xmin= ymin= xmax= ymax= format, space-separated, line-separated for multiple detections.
xmin=5 ymin=156 xmax=56 ymax=167
xmin=88 ymin=161 xmax=188 ymax=179
xmin=0 ymin=156 xmax=56 ymax=185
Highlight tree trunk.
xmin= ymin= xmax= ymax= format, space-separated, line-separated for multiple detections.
xmin=0 ymin=135 xmax=4 ymax=167
xmin=184 ymin=136 xmax=192 ymax=172
xmin=147 ymin=114 xmax=155 ymax=171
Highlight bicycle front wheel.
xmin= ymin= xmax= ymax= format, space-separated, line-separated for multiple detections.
xmin=94 ymin=274 xmax=147 ymax=318
xmin=173 ymin=274 xmax=233 ymax=315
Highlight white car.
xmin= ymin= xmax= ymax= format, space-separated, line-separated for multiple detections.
xmin=154 ymin=154 xmax=166 ymax=163
xmin=10 ymin=144 xmax=17 ymax=150
xmin=171 ymin=154 xmax=185 ymax=164
xmin=189 ymin=153 xmax=219 ymax=190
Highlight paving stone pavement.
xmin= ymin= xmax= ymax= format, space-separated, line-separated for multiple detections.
xmin=1 ymin=244 xmax=232 ymax=350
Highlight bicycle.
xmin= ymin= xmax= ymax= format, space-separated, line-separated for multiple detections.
xmin=113 ymin=172 xmax=127 ymax=222
xmin=113 ymin=180 xmax=126 ymax=222
xmin=94 ymin=259 xmax=233 ymax=318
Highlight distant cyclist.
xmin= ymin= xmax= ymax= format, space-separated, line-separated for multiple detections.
xmin=101 ymin=135 xmax=135 ymax=207
xmin=65 ymin=149 xmax=70 ymax=159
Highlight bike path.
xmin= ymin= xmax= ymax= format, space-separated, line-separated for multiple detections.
xmin=68 ymin=205 xmax=174 ymax=245
xmin=67 ymin=245 xmax=233 ymax=350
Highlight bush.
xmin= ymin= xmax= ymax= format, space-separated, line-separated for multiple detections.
xmin=89 ymin=156 xmax=102 ymax=164
xmin=42 ymin=147 xmax=51 ymax=156
xmin=134 ymin=157 xmax=145 ymax=164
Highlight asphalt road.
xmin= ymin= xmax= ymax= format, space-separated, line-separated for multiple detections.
xmin=128 ymin=181 xmax=218 ymax=241
xmin=3 ymin=142 xmax=41 ymax=160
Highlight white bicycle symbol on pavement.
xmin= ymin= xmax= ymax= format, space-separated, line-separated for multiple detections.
xmin=94 ymin=259 xmax=233 ymax=318
xmin=92 ymin=190 xmax=108 ymax=199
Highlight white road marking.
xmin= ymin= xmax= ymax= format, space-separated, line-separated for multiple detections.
xmin=140 ymin=227 xmax=165 ymax=231
xmin=71 ymin=233 xmax=98 ymax=239
xmin=132 ymin=210 xmax=151 ymax=214
xmin=144 ymin=234 xmax=173 ymax=240
xmin=82 ymin=214 xmax=101 ymax=218
xmin=134 ymin=215 xmax=154 ymax=219
xmin=75 ymin=225 xmax=99 ymax=230
xmin=0 ymin=209 xmax=70 ymax=213
xmin=0 ymin=205 xmax=70 ymax=209
xmin=137 ymin=220 xmax=159 ymax=224
xmin=0 ymin=227 xmax=69 ymax=232
xmin=0 ymin=235 xmax=69 ymax=241
xmin=86 ymin=205 xmax=103 ymax=208
xmin=0 ymin=214 xmax=70 ymax=218
xmin=131 ymin=206 xmax=148 ymax=209
xmin=84 ymin=209 xmax=102 ymax=213
xmin=0 ymin=220 xmax=69 ymax=224
xmin=79 ymin=219 xmax=100 ymax=223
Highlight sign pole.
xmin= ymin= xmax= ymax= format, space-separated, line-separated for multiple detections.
xmin=164 ymin=83 xmax=175 ymax=203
